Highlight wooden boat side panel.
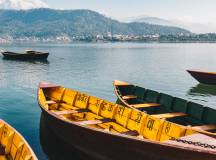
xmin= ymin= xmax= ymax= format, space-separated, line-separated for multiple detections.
xmin=2 ymin=51 xmax=49 ymax=60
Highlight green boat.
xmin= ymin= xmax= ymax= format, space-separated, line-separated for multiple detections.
xmin=113 ymin=80 xmax=216 ymax=135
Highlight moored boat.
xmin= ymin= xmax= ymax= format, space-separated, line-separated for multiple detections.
xmin=0 ymin=119 xmax=37 ymax=160
xmin=38 ymin=82 xmax=216 ymax=160
xmin=1 ymin=50 xmax=49 ymax=60
xmin=187 ymin=70 xmax=216 ymax=85
xmin=113 ymin=80 xmax=216 ymax=131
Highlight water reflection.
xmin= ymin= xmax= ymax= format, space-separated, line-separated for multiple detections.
xmin=2 ymin=57 xmax=50 ymax=64
xmin=39 ymin=113 xmax=94 ymax=160
xmin=188 ymin=84 xmax=216 ymax=96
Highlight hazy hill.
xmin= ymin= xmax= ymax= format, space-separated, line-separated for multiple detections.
xmin=124 ymin=16 xmax=216 ymax=34
xmin=128 ymin=16 xmax=177 ymax=26
xmin=0 ymin=8 xmax=190 ymax=39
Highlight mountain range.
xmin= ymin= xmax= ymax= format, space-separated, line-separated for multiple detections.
xmin=0 ymin=8 xmax=190 ymax=40
xmin=123 ymin=16 xmax=216 ymax=34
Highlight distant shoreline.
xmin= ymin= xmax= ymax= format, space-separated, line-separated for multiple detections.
xmin=1 ymin=41 xmax=216 ymax=45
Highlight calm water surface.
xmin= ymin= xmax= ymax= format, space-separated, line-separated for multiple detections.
xmin=0 ymin=43 xmax=216 ymax=159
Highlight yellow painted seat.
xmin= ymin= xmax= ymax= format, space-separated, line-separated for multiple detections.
xmin=160 ymin=121 xmax=186 ymax=141
xmin=105 ymin=122 xmax=129 ymax=133
xmin=142 ymin=116 xmax=164 ymax=141
xmin=126 ymin=110 xmax=147 ymax=135
xmin=83 ymin=112 xmax=102 ymax=121
xmin=59 ymin=103 xmax=78 ymax=110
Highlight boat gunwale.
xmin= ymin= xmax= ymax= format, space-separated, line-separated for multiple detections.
xmin=2 ymin=51 xmax=49 ymax=55
xmin=113 ymin=80 xmax=139 ymax=110
xmin=37 ymin=82 xmax=216 ymax=155
xmin=187 ymin=70 xmax=216 ymax=75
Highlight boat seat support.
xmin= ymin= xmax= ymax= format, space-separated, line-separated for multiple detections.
xmin=46 ymin=100 xmax=57 ymax=105
xmin=192 ymin=124 xmax=216 ymax=131
xmin=130 ymin=103 xmax=160 ymax=109
xmin=152 ymin=112 xmax=187 ymax=119
xmin=122 ymin=95 xmax=137 ymax=100
xmin=53 ymin=109 xmax=89 ymax=116
xmin=76 ymin=118 xmax=114 ymax=125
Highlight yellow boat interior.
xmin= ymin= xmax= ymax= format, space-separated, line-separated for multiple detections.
xmin=0 ymin=120 xmax=36 ymax=160
xmin=38 ymin=83 xmax=216 ymax=144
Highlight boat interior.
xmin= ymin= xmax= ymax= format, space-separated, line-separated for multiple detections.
xmin=38 ymin=83 xmax=216 ymax=143
xmin=0 ymin=120 xmax=34 ymax=160
xmin=114 ymin=81 xmax=216 ymax=135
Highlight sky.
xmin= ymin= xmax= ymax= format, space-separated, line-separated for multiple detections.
xmin=0 ymin=0 xmax=215 ymax=33
xmin=42 ymin=0 xmax=216 ymax=24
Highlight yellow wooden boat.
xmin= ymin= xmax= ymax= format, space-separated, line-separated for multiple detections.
xmin=0 ymin=120 xmax=37 ymax=160
xmin=38 ymin=82 xmax=216 ymax=160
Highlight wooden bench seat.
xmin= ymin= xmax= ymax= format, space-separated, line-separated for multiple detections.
xmin=152 ymin=112 xmax=187 ymax=119
xmin=76 ymin=118 xmax=114 ymax=125
xmin=53 ymin=109 xmax=88 ymax=116
xmin=130 ymin=103 xmax=160 ymax=109
xmin=122 ymin=95 xmax=137 ymax=100
xmin=192 ymin=124 xmax=216 ymax=131
xmin=46 ymin=100 xmax=57 ymax=105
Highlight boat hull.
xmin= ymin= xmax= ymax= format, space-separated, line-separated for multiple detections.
xmin=187 ymin=70 xmax=216 ymax=85
xmin=2 ymin=52 xmax=49 ymax=60
xmin=39 ymin=104 xmax=216 ymax=160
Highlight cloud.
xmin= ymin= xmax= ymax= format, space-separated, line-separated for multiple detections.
xmin=0 ymin=0 xmax=48 ymax=10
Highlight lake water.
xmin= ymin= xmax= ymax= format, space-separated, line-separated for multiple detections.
xmin=0 ymin=43 xmax=216 ymax=159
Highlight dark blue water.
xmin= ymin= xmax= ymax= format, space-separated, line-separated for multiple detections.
xmin=0 ymin=43 xmax=216 ymax=159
